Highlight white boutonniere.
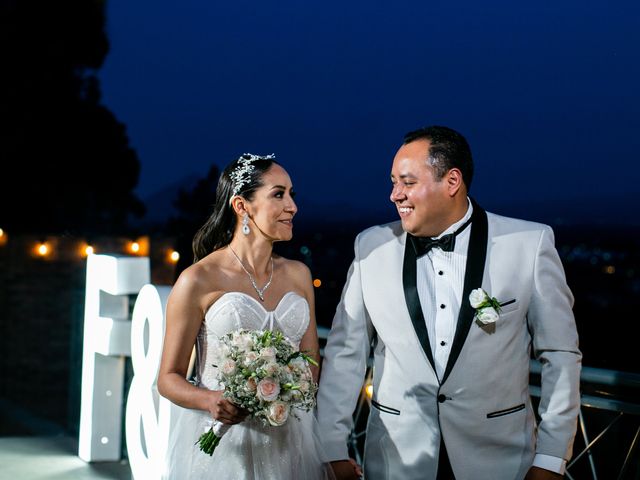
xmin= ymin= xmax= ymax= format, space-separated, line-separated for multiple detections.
xmin=469 ymin=288 xmax=502 ymax=324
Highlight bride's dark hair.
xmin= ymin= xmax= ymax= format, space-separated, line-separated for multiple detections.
xmin=192 ymin=154 xmax=278 ymax=262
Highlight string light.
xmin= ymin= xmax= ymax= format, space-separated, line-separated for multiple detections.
xmin=127 ymin=237 xmax=149 ymax=256
xmin=169 ymin=250 xmax=180 ymax=263
xmin=36 ymin=242 xmax=49 ymax=257
xmin=313 ymin=278 xmax=322 ymax=288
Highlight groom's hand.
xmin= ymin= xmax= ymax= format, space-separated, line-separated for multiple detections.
xmin=330 ymin=459 xmax=362 ymax=479
xmin=524 ymin=466 xmax=564 ymax=479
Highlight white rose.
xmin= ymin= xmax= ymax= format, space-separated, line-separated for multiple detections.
xmin=288 ymin=356 xmax=306 ymax=371
xmin=266 ymin=401 xmax=289 ymax=426
xmin=469 ymin=288 xmax=487 ymax=308
xmin=232 ymin=332 xmax=254 ymax=351
xmin=256 ymin=378 xmax=280 ymax=402
xmin=259 ymin=347 xmax=277 ymax=362
xmin=264 ymin=362 xmax=280 ymax=376
xmin=220 ymin=359 xmax=237 ymax=375
xmin=476 ymin=307 xmax=499 ymax=324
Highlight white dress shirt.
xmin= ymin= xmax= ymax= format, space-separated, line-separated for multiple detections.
xmin=416 ymin=199 xmax=473 ymax=381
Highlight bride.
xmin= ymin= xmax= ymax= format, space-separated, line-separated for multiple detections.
xmin=158 ymin=153 xmax=336 ymax=479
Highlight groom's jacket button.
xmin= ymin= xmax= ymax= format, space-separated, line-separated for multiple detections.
xmin=438 ymin=394 xmax=447 ymax=403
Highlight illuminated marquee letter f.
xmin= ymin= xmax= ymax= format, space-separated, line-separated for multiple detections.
xmin=78 ymin=254 xmax=150 ymax=461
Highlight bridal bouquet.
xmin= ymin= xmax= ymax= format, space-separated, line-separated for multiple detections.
xmin=198 ymin=329 xmax=319 ymax=455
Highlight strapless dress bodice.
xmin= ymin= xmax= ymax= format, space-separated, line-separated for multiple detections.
xmin=195 ymin=291 xmax=310 ymax=389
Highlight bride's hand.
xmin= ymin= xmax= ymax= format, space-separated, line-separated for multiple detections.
xmin=207 ymin=390 xmax=248 ymax=425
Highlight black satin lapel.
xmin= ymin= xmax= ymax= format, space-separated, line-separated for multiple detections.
xmin=442 ymin=200 xmax=488 ymax=383
xmin=403 ymin=234 xmax=436 ymax=372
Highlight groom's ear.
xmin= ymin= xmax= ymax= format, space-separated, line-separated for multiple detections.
xmin=445 ymin=168 xmax=464 ymax=197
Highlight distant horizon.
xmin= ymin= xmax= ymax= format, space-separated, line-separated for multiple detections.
xmin=137 ymin=168 xmax=640 ymax=230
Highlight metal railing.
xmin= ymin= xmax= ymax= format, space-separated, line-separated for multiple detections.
xmin=530 ymin=361 xmax=640 ymax=480
xmin=318 ymin=327 xmax=640 ymax=478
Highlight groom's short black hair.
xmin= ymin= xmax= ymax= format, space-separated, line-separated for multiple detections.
xmin=403 ymin=125 xmax=474 ymax=191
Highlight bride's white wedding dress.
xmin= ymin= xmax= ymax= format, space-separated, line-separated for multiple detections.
xmin=163 ymin=291 xmax=334 ymax=479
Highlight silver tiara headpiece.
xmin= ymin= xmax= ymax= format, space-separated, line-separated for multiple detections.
xmin=230 ymin=153 xmax=276 ymax=196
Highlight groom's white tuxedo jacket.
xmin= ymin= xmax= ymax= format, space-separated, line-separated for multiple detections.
xmin=317 ymin=201 xmax=581 ymax=480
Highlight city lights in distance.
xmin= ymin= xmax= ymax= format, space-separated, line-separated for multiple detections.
xmin=313 ymin=278 xmax=322 ymax=288
xmin=130 ymin=242 xmax=140 ymax=253
xmin=0 ymin=228 xmax=4 ymax=237
xmin=85 ymin=245 xmax=95 ymax=256
xmin=603 ymin=265 xmax=615 ymax=274
xmin=169 ymin=250 xmax=180 ymax=263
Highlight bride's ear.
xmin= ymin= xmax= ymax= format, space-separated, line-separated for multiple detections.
xmin=230 ymin=196 xmax=250 ymax=216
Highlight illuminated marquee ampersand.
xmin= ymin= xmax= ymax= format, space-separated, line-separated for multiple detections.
xmin=126 ymin=284 xmax=173 ymax=480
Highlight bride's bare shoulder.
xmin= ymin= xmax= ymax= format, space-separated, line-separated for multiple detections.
xmin=276 ymin=255 xmax=311 ymax=278
xmin=275 ymin=256 xmax=313 ymax=295
xmin=172 ymin=250 xmax=229 ymax=300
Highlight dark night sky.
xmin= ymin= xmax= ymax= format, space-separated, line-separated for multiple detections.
xmin=98 ymin=0 xmax=640 ymax=226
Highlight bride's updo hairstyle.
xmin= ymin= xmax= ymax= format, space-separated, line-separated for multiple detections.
xmin=192 ymin=153 xmax=278 ymax=262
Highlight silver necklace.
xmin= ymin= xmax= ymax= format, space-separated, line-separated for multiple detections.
xmin=229 ymin=246 xmax=274 ymax=302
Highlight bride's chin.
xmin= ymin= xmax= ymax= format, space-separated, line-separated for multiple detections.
xmin=270 ymin=232 xmax=293 ymax=242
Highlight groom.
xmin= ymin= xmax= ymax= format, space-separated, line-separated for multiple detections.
xmin=317 ymin=126 xmax=581 ymax=480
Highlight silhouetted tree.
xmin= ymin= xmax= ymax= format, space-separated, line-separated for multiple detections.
xmin=166 ymin=164 xmax=220 ymax=278
xmin=0 ymin=0 xmax=144 ymax=234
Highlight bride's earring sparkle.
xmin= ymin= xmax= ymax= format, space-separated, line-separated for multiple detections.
xmin=242 ymin=213 xmax=250 ymax=235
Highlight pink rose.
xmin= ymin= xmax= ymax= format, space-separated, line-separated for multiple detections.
xmin=245 ymin=377 xmax=257 ymax=393
xmin=244 ymin=351 xmax=258 ymax=364
xmin=220 ymin=359 xmax=237 ymax=376
xmin=256 ymin=377 xmax=280 ymax=401
xmin=266 ymin=401 xmax=289 ymax=426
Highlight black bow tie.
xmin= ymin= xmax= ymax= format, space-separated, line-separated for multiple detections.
xmin=409 ymin=216 xmax=473 ymax=258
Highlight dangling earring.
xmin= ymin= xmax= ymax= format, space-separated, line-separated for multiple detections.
xmin=242 ymin=213 xmax=250 ymax=235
